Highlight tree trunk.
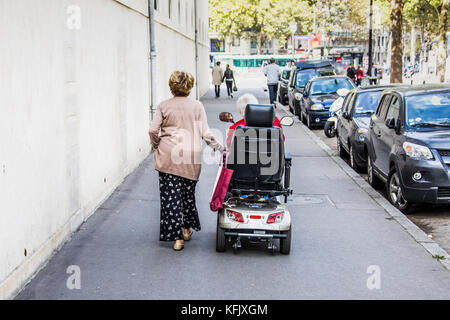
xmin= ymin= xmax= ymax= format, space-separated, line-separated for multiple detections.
xmin=437 ymin=0 xmax=449 ymax=83
xmin=390 ymin=0 xmax=404 ymax=83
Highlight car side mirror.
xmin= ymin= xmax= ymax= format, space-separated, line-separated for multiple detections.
xmin=342 ymin=111 xmax=350 ymax=119
xmin=280 ymin=116 xmax=294 ymax=126
xmin=385 ymin=117 xmax=396 ymax=129
xmin=219 ymin=112 xmax=234 ymax=123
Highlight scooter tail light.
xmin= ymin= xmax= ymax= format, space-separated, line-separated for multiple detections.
xmin=267 ymin=212 xmax=284 ymax=224
xmin=227 ymin=210 xmax=244 ymax=222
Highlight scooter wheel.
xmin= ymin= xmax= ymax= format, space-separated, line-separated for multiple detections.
xmin=280 ymin=227 xmax=292 ymax=255
xmin=216 ymin=214 xmax=226 ymax=252
xmin=324 ymin=121 xmax=336 ymax=138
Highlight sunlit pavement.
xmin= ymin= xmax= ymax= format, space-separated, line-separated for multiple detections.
xmin=16 ymin=74 xmax=450 ymax=300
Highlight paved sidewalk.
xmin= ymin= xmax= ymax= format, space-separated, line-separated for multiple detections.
xmin=17 ymin=80 xmax=450 ymax=300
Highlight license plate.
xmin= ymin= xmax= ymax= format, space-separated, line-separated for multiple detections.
xmin=254 ymin=230 xmax=266 ymax=235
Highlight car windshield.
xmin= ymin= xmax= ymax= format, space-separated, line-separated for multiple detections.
xmin=310 ymin=78 xmax=355 ymax=96
xmin=295 ymin=68 xmax=335 ymax=88
xmin=406 ymin=92 xmax=450 ymax=130
xmin=353 ymin=91 xmax=383 ymax=117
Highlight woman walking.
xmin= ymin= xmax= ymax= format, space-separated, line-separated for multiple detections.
xmin=222 ymin=64 xmax=235 ymax=98
xmin=149 ymin=71 xmax=225 ymax=251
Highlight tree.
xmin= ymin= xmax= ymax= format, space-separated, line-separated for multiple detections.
xmin=209 ymin=0 xmax=313 ymax=54
xmin=391 ymin=0 xmax=405 ymax=83
xmin=436 ymin=0 xmax=449 ymax=82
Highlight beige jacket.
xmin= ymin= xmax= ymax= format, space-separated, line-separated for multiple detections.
xmin=149 ymin=97 xmax=224 ymax=181
xmin=211 ymin=66 xmax=224 ymax=86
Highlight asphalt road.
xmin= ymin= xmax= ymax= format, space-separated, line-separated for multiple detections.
xmin=16 ymin=75 xmax=450 ymax=300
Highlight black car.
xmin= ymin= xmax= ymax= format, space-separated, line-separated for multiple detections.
xmin=277 ymin=68 xmax=291 ymax=105
xmin=287 ymin=60 xmax=335 ymax=116
xmin=299 ymin=76 xmax=355 ymax=129
xmin=366 ymin=84 xmax=450 ymax=212
xmin=336 ymin=85 xmax=400 ymax=172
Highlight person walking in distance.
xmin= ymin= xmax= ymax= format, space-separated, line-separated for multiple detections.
xmin=222 ymin=64 xmax=235 ymax=99
xmin=212 ymin=61 xmax=224 ymax=98
xmin=263 ymin=57 xmax=281 ymax=107
xmin=346 ymin=63 xmax=356 ymax=83
xmin=356 ymin=65 xmax=364 ymax=86
xmin=368 ymin=62 xmax=378 ymax=85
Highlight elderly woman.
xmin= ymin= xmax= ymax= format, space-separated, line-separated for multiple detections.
xmin=226 ymin=93 xmax=285 ymax=147
xmin=149 ymin=71 xmax=224 ymax=251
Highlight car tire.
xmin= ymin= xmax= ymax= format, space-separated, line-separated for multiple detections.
xmin=280 ymin=227 xmax=291 ymax=255
xmin=337 ymin=136 xmax=348 ymax=159
xmin=367 ymin=155 xmax=384 ymax=190
xmin=306 ymin=114 xmax=313 ymax=129
xmin=349 ymin=144 xmax=364 ymax=173
xmin=324 ymin=121 xmax=335 ymax=138
xmin=216 ymin=213 xmax=226 ymax=252
xmin=387 ymin=168 xmax=412 ymax=213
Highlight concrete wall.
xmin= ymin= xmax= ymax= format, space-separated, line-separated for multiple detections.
xmin=0 ymin=0 xmax=209 ymax=299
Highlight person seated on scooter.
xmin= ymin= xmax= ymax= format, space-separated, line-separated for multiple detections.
xmin=226 ymin=93 xmax=285 ymax=147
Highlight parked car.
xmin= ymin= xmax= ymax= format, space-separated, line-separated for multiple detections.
xmin=287 ymin=60 xmax=335 ymax=116
xmin=277 ymin=68 xmax=291 ymax=105
xmin=298 ymin=75 xmax=355 ymax=129
xmin=366 ymin=84 xmax=450 ymax=212
xmin=336 ymin=85 xmax=400 ymax=172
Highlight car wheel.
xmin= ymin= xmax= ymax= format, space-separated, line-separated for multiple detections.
xmin=280 ymin=227 xmax=291 ymax=255
xmin=337 ymin=137 xmax=348 ymax=159
xmin=367 ymin=155 xmax=384 ymax=189
xmin=388 ymin=168 xmax=412 ymax=213
xmin=324 ymin=121 xmax=336 ymax=138
xmin=349 ymin=144 xmax=364 ymax=173
xmin=306 ymin=114 xmax=313 ymax=129
xmin=216 ymin=213 xmax=226 ymax=252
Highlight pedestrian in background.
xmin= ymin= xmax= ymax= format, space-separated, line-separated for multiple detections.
xmin=212 ymin=61 xmax=224 ymax=98
xmin=149 ymin=71 xmax=225 ymax=251
xmin=263 ymin=57 xmax=281 ymax=106
xmin=222 ymin=64 xmax=235 ymax=99
xmin=347 ymin=63 xmax=356 ymax=83
xmin=368 ymin=62 xmax=378 ymax=85
xmin=356 ymin=65 xmax=364 ymax=86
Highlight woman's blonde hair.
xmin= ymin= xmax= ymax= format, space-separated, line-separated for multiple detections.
xmin=169 ymin=71 xmax=195 ymax=97
xmin=236 ymin=93 xmax=258 ymax=116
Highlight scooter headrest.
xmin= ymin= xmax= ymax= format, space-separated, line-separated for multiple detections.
xmin=244 ymin=104 xmax=275 ymax=127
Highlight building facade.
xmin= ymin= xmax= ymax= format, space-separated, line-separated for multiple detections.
xmin=0 ymin=0 xmax=209 ymax=299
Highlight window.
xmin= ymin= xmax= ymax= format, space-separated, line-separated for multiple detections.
xmin=386 ymin=96 xmax=400 ymax=124
xmin=178 ymin=0 xmax=181 ymax=24
xmin=376 ymin=95 xmax=392 ymax=120
xmin=168 ymin=0 xmax=172 ymax=19
xmin=342 ymin=92 xmax=355 ymax=114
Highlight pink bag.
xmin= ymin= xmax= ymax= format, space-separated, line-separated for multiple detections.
xmin=210 ymin=152 xmax=234 ymax=212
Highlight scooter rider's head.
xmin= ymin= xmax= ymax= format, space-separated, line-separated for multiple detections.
xmin=236 ymin=93 xmax=258 ymax=116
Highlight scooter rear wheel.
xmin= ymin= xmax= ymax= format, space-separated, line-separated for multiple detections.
xmin=280 ymin=227 xmax=292 ymax=255
xmin=216 ymin=213 xmax=226 ymax=252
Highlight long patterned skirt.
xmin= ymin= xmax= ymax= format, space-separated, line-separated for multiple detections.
xmin=158 ymin=172 xmax=201 ymax=241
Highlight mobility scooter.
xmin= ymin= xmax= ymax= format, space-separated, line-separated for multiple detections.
xmin=217 ymin=104 xmax=294 ymax=254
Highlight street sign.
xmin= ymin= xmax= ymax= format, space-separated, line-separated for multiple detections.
xmin=289 ymin=22 xmax=297 ymax=34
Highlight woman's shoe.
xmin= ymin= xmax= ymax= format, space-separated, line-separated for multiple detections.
xmin=173 ymin=240 xmax=184 ymax=251
xmin=183 ymin=229 xmax=193 ymax=241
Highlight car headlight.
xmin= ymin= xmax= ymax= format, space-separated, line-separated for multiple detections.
xmin=356 ymin=128 xmax=368 ymax=142
xmin=294 ymin=93 xmax=302 ymax=101
xmin=310 ymin=103 xmax=324 ymax=111
xmin=403 ymin=142 xmax=434 ymax=160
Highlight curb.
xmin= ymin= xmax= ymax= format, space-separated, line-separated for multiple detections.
xmin=278 ymin=103 xmax=450 ymax=270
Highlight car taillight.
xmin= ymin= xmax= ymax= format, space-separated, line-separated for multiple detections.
xmin=267 ymin=212 xmax=284 ymax=224
xmin=227 ymin=210 xmax=244 ymax=222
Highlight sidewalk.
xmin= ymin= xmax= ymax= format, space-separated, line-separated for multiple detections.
xmin=16 ymin=79 xmax=450 ymax=299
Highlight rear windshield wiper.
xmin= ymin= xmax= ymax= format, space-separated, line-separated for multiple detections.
xmin=355 ymin=111 xmax=374 ymax=115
